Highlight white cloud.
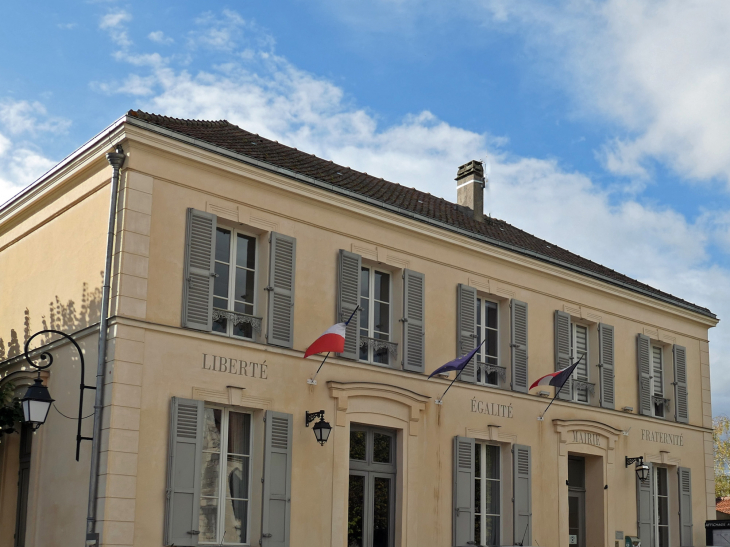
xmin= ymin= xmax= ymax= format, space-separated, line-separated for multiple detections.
xmin=148 ymin=31 xmax=173 ymax=45
xmin=0 ymin=100 xmax=70 ymax=135
xmin=99 ymin=10 xmax=132 ymax=47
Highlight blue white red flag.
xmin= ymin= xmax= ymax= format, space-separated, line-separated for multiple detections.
xmin=428 ymin=340 xmax=485 ymax=379
xmin=529 ymin=359 xmax=581 ymax=391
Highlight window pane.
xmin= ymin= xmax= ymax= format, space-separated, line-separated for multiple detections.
xmin=653 ymin=347 xmax=663 ymax=395
xmin=200 ymin=453 xmax=220 ymax=496
xmin=236 ymin=234 xmax=256 ymax=270
xmin=202 ymin=408 xmax=222 ymax=451
xmin=349 ymin=431 xmax=366 ymax=461
xmin=373 ymin=346 xmax=389 ymax=365
xmin=474 ymin=477 xmax=481 ymax=513
xmin=359 ymin=301 xmax=369 ymax=331
xmin=485 ymin=301 xmax=498 ymax=329
xmin=657 ymin=496 xmax=669 ymax=525
xmin=214 ymin=262 xmax=230 ymax=298
xmin=485 ymin=328 xmax=498 ymax=360
xmin=360 ymin=268 xmax=370 ymax=297
xmin=477 ymin=298 xmax=482 ymax=327
xmin=235 ymin=268 xmax=255 ymax=305
xmin=199 ymin=497 xmax=218 ymax=543
xmin=474 ymin=515 xmax=481 ymax=546
xmin=374 ymin=301 xmax=390 ymax=333
xmin=474 ymin=443 xmax=481 ymax=477
xmin=373 ymin=433 xmax=392 ymax=463
xmin=232 ymin=318 xmax=253 ymax=339
xmin=226 ymin=455 xmax=250 ymax=499
xmin=568 ymin=458 xmax=585 ymax=488
xmin=485 ymin=480 xmax=500 ymax=514
xmin=348 ymin=475 xmax=365 ymax=547
xmin=224 ymin=499 xmax=248 ymax=544
xmin=658 ymin=526 xmax=669 ymax=547
xmin=657 ymin=468 xmax=668 ymax=496
xmin=373 ymin=477 xmax=391 ymax=547
xmin=374 ymin=271 xmax=390 ymax=302
xmin=215 ymin=228 xmax=231 ymax=262
xmin=484 ymin=515 xmax=499 ymax=546
xmin=484 ymin=445 xmax=500 ymax=479
xmin=227 ymin=412 xmax=251 ymax=456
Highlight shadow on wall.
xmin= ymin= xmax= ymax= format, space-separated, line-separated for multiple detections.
xmin=0 ymin=272 xmax=103 ymax=360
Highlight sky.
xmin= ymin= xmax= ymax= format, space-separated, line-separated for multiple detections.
xmin=2 ymin=0 xmax=730 ymax=414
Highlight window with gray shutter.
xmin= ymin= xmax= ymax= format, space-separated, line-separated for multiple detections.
xmin=598 ymin=323 xmax=615 ymax=409
xmin=453 ymin=436 xmax=475 ymax=547
xmin=266 ymin=233 xmax=296 ymax=348
xmin=262 ymin=411 xmax=293 ymax=547
xmin=636 ymin=461 xmax=653 ymax=546
xmin=637 ymin=334 xmax=652 ymax=416
xmin=510 ymin=299 xmax=529 ymax=393
xmin=183 ymin=208 xmax=216 ymax=331
xmin=337 ymin=250 xmax=361 ymax=360
xmin=513 ymin=444 xmax=532 ymax=546
xmin=402 ymin=269 xmax=425 ymax=373
xmin=554 ymin=311 xmax=572 ymax=400
xmin=165 ymin=397 xmax=205 ymax=547
xmin=457 ymin=284 xmax=477 ymax=383
xmin=678 ymin=467 xmax=693 ymax=546
xmin=673 ymin=345 xmax=689 ymax=424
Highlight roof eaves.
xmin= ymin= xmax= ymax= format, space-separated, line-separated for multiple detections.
xmin=124 ymin=115 xmax=718 ymax=321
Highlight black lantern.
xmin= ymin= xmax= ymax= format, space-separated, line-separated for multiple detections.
xmin=305 ymin=410 xmax=332 ymax=446
xmin=626 ymin=456 xmax=650 ymax=483
xmin=21 ymin=377 xmax=54 ymax=431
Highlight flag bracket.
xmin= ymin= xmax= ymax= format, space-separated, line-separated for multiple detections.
xmin=307 ymin=378 xmax=317 ymax=385
xmin=434 ymin=399 xmax=443 ymax=406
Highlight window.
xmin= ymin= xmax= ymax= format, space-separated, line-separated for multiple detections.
xmin=199 ymin=407 xmax=252 ymax=545
xmin=212 ymin=227 xmax=259 ymax=339
xmin=654 ymin=467 xmax=669 ymax=547
xmin=348 ymin=426 xmax=396 ymax=547
xmin=571 ymin=324 xmax=589 ymax=403
xmin=652 ymin=346 xmax=665 ymax=418
xmin=476 ymin=298 xmax=500 ymax=386
xmin=359 ymin=267 xmax=392 ymax=365
xmin=474 ymin=443 xmax=501 ymax=546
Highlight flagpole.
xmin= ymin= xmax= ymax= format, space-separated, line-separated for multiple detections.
xmin=308 ymin=305 xmax=360 ymax=385
xmin=537 ymin=354 xmax=584 ymax=421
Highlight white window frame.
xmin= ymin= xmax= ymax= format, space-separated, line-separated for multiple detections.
xmin=652 ymin=466 xmax=670 ymax=547
xmin=571 ymin=323 xmax=590 ymax=403
xmin=476 ymin=297 xmax=500 ymax=387
xmin=212 ymin=226 xmax=259 ymax=341
xmin=651 ymin=345 xmax=665 ymax=418
xmin=200 ymin=406 xmax=254 ymax=546
xmin=359 ymin=265 xmax=393 ymax=365
xmin=474 ymin=442 xmax=502 ymax=546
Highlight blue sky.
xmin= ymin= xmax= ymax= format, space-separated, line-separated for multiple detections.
xmin=2 ymin=0 xmax=730 ymax=413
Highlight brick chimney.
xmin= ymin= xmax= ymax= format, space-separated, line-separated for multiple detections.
xmin=456 ymin=160 xmax=485 ymax=221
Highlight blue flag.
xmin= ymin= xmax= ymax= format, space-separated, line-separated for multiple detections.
xmin=428 ymin=340 xmax=485 ymax=379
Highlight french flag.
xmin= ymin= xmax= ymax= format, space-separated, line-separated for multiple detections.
xmin=303 ymin=323 xmax=347 ymax=359
xmin=529 ymin=359 xmax=581 ymax=391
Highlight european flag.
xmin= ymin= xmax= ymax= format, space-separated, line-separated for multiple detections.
xmin=428 ymin=339 xmax=485 ymax=379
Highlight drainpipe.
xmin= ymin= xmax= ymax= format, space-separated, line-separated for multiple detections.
xmin=85 ymin=144 xmax=125 ymax=546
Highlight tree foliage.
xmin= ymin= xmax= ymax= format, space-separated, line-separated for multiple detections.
xmin=0 ymin=382 xmax=23 ymax=440
xmin=714 ymin=415 xmax=730 ymax=498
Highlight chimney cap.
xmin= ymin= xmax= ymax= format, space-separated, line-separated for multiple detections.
xmin=456 ymin=160 xmax=484 ymax=181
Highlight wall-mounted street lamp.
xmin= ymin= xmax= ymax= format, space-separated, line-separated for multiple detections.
xmin=305 ymin=410 xmax=332 ymax=446
xmin=626 ymin=456 xmax=650 ymax=483
xmin=21 ymin=330 xmax=96 ymax=461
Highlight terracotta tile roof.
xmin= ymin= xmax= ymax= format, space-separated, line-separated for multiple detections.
xmin=126 ymin=110 xmax=715 ymax=319
xmin=718 ymin=498 xmax=730 ymax=515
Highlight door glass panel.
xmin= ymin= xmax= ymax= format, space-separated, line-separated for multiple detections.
xmin=568 ymin=495 xmax=579 ymax=536
xmin=373 ymin=477 xmax=391 ymax=547
xmin=373 ymin=433 xmax=392 ymax=464
xmin=568 ymin=458 xmax=585 ymax=488
xmin=484 ymin=515 xmax=499 ymax=546
xmin=350 ymin=431 xmax=366 ymax=461
xmin=348 ymin=475 xmax=365 ymax=547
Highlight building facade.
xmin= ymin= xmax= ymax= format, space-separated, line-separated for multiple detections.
xmin=0 ymin=110 xmax=719 ymax=547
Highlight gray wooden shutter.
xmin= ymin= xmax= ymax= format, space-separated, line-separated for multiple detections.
xmin=453 ymin=436 xmax=475 ymax=547
xmin=402 ymin=269 xmax=425 ymax=373
xmin=457 ymin=284 xmax=477 ymax=383
xmin=554 ymin=310 xmax=572 ymax=400
xmin=678 ymin=467 xmax=693 ymax=546
xmin=513 ymin=444 xmax=532 ymax=547
xmin=266 ymin=232 xmax=296 ymax=348
xmin=598 ymin=323 xmax=615 ymax=409
xmin=337 ymin=250 xmax=361 ymax=360
xmin=637 ymin=334 xmax=652 ymax=416
xmin=636 ymin=462 xmax=653 ymax=546
xmin=182 ymin=208 xmax=216 ymax=331
xmin=165 ymin=397 xmax=205 ymax=546
xmin=262 ymin=411 xmax=293 ymax=547
xmin=511 ymin=299 xmax=529 ymax=393
xmin=673 ymin=345 xmax=689 ymax=424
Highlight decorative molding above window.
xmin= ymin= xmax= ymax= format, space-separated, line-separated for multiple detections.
xmin=359 ymin=336 xmax=398 ymax=357
xmin=212 ymin=308 xmax=263 ymax=333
